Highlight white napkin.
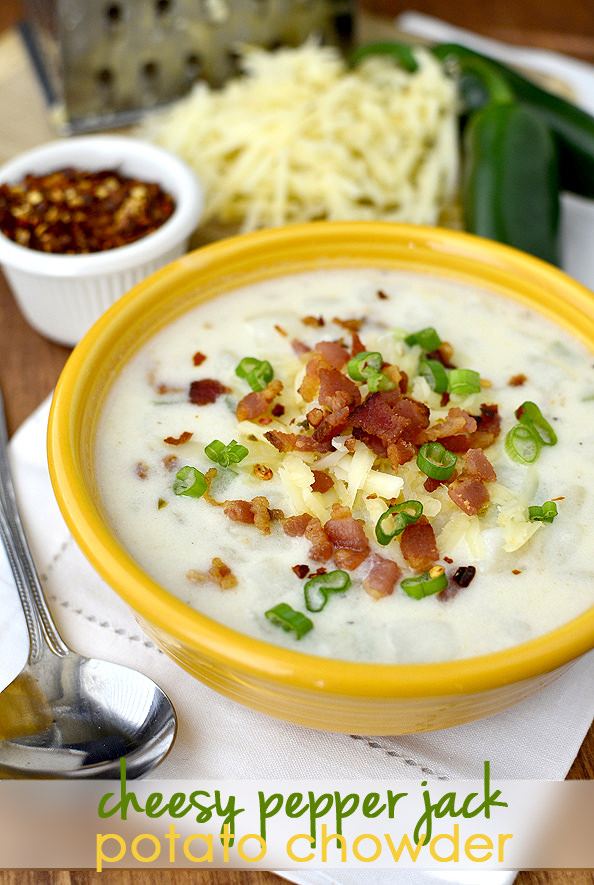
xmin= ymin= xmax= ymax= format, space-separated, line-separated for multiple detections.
xmin=4 ymin=17 xmax=594 ymax=885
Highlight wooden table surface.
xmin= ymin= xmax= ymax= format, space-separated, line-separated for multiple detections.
xmin=1 ymin=0 xmax=594 ymax=882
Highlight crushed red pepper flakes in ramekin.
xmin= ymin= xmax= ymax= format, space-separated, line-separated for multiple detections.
xmin=0 ymin=167 xmax=176 ymax=254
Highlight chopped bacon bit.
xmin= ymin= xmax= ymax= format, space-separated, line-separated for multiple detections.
xmin=210 ymin=557 xmax=237 ymax=589
xmin=283 ymin=513 xmax=313 ymax=537
xmin=187 ymin=557 xmax=237 ymax=590
xmin=324 ymin=503 xmax=370 ymax=570
xmin=236 ymin=379 xmax=283 ymax=422
xmin=223 ymin=499 xmax=254 ymax=524
xmin=192 ymin=351 xmax=206 ymax=366
xmin=291 ymin=338 xmax=311 ymax=356
xmin=438 ymin=403 xmax=502 ymax=452
xmin=253 ymin=463 xmax=273 ymax=481
xmin=363 ymin=554 xmax=401 ymax=599
xmin=333 ymin=316 xmax=364 ymax=333
xmin=222 ymin=495 xmax=281 ymax=533
xmin=264 ymin=429 xmax=334 ymax=453
xmin=302 ymin=315 xmax=325 ymax=327
xmin=377 ymin=289 xmax=389 ymax=300
xmin=344 ymin=436 xmax=357 ymax=452
xmin=292 ymin=564 xmax=310 ymax=579
xmin=311 ymin=470 xmax=334 ymax=493
xmin=400 ymin=516 xmax=439 ymax=571
xmin=274 ymin=324 xmax=287 ymax=336
xmin=312 ymin=367 xmax=362 ymax=442
xmin=350 ymin=389 xmax=430 ymax=454
xmin=448 ymin=477 xmax=490 ymax=515
xmin=163 ymin=430 xmax=193 ymax=446
xmin=315 ymin=340 xmax=350 ymax=369
xmin=415 ymin=407 xmax=477 ymax=444
xmin=189 ymin=378 xmax=229 ymax=405
xmin=351 ymin=331 xmax=366 ymax=357
xmin=306 ymin=407 xmax=325 ymax=427
xmin=271 ymin=403 xmax=285 ymax=417
xmin=509 ymin=373 xmax=527 ymax=387
xmin=304 ymin=517 xmax=334 ymax=562
xmin=162 ymin=454 xmax=180 ymax=472
xmin=386 ymin=438 xmax=417 ymax=468
xmin=135 ymin=461 xmax=149 ymax=479
xmin=464 ymin=448 xmax=496 ymax=482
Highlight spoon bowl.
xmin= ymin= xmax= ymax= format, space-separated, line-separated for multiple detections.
xmin=0 ymin=650 xmax=176 ymax=778
xmin=0 ymin=387 xmax=177 ymax=778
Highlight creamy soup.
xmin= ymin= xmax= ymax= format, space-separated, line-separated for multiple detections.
xmin=94 ymin=268 xmax=594 ymax=663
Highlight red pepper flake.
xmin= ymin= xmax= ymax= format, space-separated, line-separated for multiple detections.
xmin=512 ymin=569 xmax=522 ymax=575
xmin=0 ymin=167 xmax=175 ymax=254
xmin=302 ymin=315 xmax=325 ymax=327
xmin=274 ymin=324 xmax=288 ymax=337
xmin=377 ymin=290 xmax=389 ymax=300
xmin=164 ymin=430 xmax=193 ymax=445
xmin=135 ymin=461 xmax=149 ymax=479
xmin=193 ymin=351 xmax=207 ymax=366
xmin=189 ymin=378 xmax=230 ymax=405
xmin=292 ymin=564 xmax=310 ymax=579
xmin=271 ymin=403 xmax=285 ymax=417
xmin=508 ymin=373 xmax=527 ymax=387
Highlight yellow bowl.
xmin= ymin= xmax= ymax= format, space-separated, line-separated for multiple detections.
xmin=48 ymin=221 xmax=594 ymax=734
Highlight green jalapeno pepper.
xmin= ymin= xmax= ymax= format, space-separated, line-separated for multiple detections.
xmin=456 ymin=57 xmax=560 ymax=265
xmin=432 ymin=42 xmax=594 ymax=199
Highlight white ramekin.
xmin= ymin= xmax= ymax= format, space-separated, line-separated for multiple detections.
xmin=0 ymin=135 xmax=203 ymax=346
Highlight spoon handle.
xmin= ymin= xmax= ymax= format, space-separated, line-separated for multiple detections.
xmin=0 ymin=387 xmax=68 ymax=661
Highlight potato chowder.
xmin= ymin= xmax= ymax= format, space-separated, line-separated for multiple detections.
xmin=94 ymin=268 xmax=594 ymax=664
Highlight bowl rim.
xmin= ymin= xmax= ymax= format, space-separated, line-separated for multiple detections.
xmin=0 ymin=134 xmax=203 ymax=276
xmin=47 ymin=220 xmax=594 ymax=699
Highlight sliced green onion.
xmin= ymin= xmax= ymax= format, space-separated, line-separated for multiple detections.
xmin=235 ymin=356 xmax=261 ymax=378
xmin=303 ymin=570 xmax=351 ymax=612
xmin=528 ymin=500 xmax=558 ymax=522
xmin=401 ymin=567 xmax=448 ymax=599
xmin=235 ymin=357 xmax=274 ymax=392
xmin=405 ymin=327 xmax=441 ymax=351
xmin=346 ymin=351 xmax=394 ymax=392
xmin=418 ymin=358 xmax=449 ymax=393
xmin=173 ymin=465 xmax=207 ymax=498
xmin=375 ymin=500 xmax=423 ymax=545
xmin=516 ymin=401 xmax=558 ymax=446
xmin=265 ymin=603 xmax=313 ymax=638
xmin=347 ymin=351 xmax=383 ymax=381
xmin=205 ymin=438 xmax=249 ymax=468
xmin=416 ymin=442 xmax=457 ymax=481
xmin=365 ymin=372 xmax=396 ymax=392
xmin=504 ymin=424 xmax=541 ymax=464
xmin=448 ymin=368 xmax=482 ymax=397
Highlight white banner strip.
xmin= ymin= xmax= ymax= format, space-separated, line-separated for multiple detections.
xmin=0 ymin=766 xmax=593 ymax=871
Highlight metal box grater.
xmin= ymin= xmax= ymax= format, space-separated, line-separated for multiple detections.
xmin=20 ymin=0 xmax=355 ymax=134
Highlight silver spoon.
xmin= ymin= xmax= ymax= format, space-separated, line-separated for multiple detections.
xmin=0 ymin=387 xmax=177 ymax=778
